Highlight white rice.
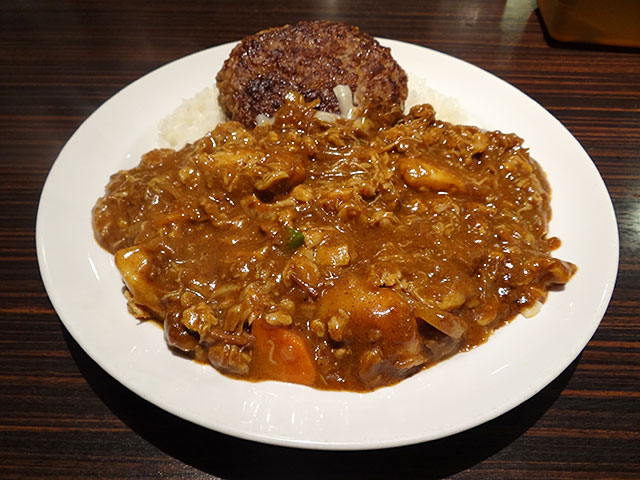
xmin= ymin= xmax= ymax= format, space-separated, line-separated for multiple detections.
xmin=157 ymin=86 xmax=226 ymax=149
xmin=406 ymin=74 xmax=468 ymax=125
xmin=158 ymin=74 xmax=467 ymax=149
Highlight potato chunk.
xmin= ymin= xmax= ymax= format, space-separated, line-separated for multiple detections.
xmin=114 ymin=246 xmax=163 ymax=314
xmin=317 ymin=276 xmax=427 ymax=387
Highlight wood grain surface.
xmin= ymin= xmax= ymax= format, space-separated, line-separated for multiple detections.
xmin=1 ymin=0 xmax=639 ymax=478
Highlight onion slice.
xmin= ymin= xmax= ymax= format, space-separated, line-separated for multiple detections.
xmin=333 ymin=85 xmax=355 ymax=119
xmin=415 ymin=306 xmax=467 ymax=339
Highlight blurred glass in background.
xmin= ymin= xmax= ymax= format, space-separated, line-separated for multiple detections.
xmin=538 ymin=0 xmax=640 ymax=47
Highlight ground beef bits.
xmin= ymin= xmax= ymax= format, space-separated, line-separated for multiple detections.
xmin=216 ymin=20 xmax=408 ymax=127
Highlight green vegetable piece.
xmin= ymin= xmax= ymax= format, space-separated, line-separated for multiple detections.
xmin=286 ymin=228 xmax=305 ymax=250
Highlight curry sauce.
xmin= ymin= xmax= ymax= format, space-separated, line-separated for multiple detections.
xmin=92 ymin=94 xmax=576 ymax=391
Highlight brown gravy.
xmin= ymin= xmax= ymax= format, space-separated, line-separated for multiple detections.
xmin=92 ymin=94 xmax=575 ymax=391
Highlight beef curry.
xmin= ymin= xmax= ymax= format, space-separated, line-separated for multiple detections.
xmin=92 ymin=93 xmax=576 ymax=391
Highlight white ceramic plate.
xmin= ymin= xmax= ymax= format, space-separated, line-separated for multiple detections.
xmin=36 ymin=39 xmax=618 ymax=450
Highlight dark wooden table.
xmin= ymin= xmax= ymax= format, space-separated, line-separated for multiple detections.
xmin=2 ymin=1 xmax=639 ymax=478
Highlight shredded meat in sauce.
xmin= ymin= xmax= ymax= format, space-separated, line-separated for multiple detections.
xmin=92 ymin=93 xmax=576 ymax=391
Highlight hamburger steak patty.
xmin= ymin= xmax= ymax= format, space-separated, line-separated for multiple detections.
xmin=216 ymin=20 xmax=408 ymax=127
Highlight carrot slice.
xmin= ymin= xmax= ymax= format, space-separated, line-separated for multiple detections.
xmin=251 ymin=318 xmax=316 ymax=386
